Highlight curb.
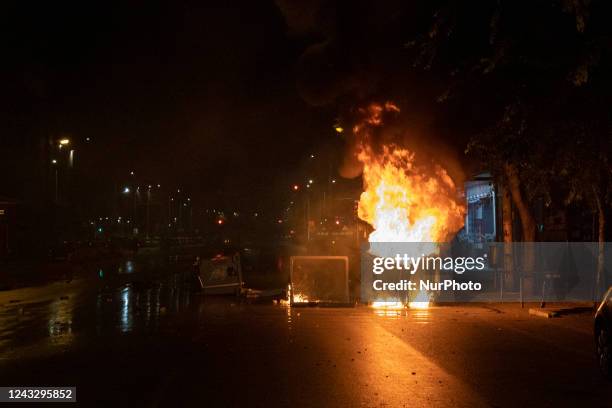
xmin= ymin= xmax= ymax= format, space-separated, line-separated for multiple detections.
xmin=528 ymin=306 xmax=593 ymax=318
xmin=529 ymin=308 xmax=558 ymax=318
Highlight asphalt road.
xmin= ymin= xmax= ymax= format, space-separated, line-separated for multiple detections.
xmin=0 ymin=269 xmax=610 ymax=407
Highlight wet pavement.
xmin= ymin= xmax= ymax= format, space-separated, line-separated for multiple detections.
xmin=0 ymin=262 xmax=610 ymax=407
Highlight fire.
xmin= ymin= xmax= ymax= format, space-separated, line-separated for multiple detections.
xmin=292 ymin=293 xmax=309 ymax=303
xmin=287 ymin=284 xmax=309 ymax=304
xmin=357 ymin=145 xmax=464 ymax=245
xmin=354 ymin=102 xmax=465 ymax=310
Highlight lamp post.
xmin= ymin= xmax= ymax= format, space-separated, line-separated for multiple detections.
xmin=146 ymin=185 xmax=151 ymax=239
xmin=51 ymin=159 xmax=58 ymax=203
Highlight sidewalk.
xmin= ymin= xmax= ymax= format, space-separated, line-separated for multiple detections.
xmin=527 ymin=303 xmax=595 ymax=318
xmin=0 ymin=259 xmax=75 ymax=291
xmin=0 ymin=278 xmax=92 ymax=307
xmin=470 ymin=301 xmax=596 ymax=318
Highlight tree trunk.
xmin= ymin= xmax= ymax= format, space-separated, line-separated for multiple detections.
xmin=504 ymin=163 xmax=536 ymax=295
xmin=501 ymin=180 xmax=514 ymax=289
xmin=504 ymin=163 xmax=536 ymax=241
xmin=594 ymin=186 xmax=606 ymax=300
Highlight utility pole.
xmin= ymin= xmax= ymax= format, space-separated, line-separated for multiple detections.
xmin=54 ymin=167 xmax=59 ymax=203
xmin=146 ymin=187 xmax=151 ymax=239
xmin=306 ymin=191 xmax=310 ymax=242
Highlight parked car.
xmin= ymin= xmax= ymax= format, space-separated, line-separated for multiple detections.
xmin=594 ymin=287 xmax=612 ymax=377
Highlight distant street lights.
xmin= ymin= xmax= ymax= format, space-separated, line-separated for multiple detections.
xmin=51 ymin=137 xmax=73 ymax=203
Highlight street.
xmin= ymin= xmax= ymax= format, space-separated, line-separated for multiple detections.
xmin=3 ymin=1 xmax=612 ymax=407
xmin=0 ymin=266 xmax=609 ymax=407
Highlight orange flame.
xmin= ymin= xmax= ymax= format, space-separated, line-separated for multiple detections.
xmin=357 ymin=145 xmax=464 ymax=244
xmin=354 ymin=102 xmax=465 ymax=309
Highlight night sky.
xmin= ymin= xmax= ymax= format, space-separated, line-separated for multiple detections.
xmin=4 ymin=1 xmax=606 ymax=220
xmin=1 ymin=1 xmax=335 ymax=214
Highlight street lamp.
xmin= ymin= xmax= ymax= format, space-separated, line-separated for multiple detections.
xmin=51 ymin=159 xmax=58 ymax=202
xmin=122 ymin=186 xmax=131 ymax=194
xmin=59 ymin=138 xmax=70 ymax=146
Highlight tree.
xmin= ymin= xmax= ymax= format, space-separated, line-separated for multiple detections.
xmin=405 ymin=0 xmax=612 ymax=294
xmin=555 ymin=92 xmax=612 ymax=297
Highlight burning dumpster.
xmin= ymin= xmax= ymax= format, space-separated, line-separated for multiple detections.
xmin=289 ymin=256 xmax=350 ymax=306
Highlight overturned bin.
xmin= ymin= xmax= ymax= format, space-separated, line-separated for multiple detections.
xmin=289 ymin=256 xmax=351 ymax=306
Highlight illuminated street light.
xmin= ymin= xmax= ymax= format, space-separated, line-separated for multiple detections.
xmin=51 ymin=159 xmax=57 ymax=164
xmin=59 ymin=138 xmax=70 ymax=146
xmin=130 ymin=171 xmax=135 ymax=176
xmin=122 ymin=187 xmax=130 ymax=194
xmin=334 ymin=126 xmax=344 ymax=133
xmin=292 ymin=184 xmax=299 ymax=191
xmin=308 ymin=179 xmax=313 ymax=184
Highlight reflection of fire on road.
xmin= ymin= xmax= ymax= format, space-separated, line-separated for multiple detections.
xmin=371 ymin=301 xmax=404 ymax=310
xmin=408 ymin=291 xmax=431 ymax=310
xmin=352 ymin=102 xmax=465 ymax=310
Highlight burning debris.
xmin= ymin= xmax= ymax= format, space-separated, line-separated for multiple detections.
xmin=347 ymin=102 xmax=466 ymax=309
xmin=352 ymin=102 xmax=465 ymax=246
xmin=358 ymin=145 xmax=464 ymax=244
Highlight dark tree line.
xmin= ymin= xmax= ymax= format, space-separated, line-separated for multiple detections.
xmin=400 ymin=0 xmax=612 ymax=288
